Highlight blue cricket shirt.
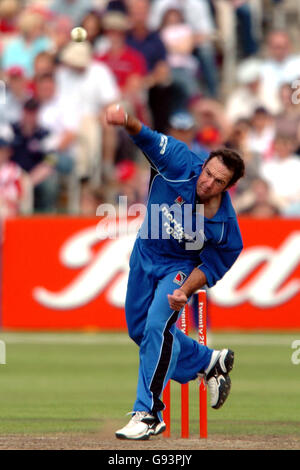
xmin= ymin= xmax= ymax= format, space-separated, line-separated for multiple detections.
xmin=131 ymin=125 xmax=243 ymax=288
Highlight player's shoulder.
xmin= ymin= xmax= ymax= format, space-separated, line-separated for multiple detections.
xmin=224 ymin=191 xmax=238 ymax=218
xmin=215 ymin=191 xmax=239 ymax=224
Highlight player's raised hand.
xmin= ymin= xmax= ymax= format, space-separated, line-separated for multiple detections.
xmin=167 ymin=289 xmax=188 ymax=311
xmin=106 ymin=104 xmax=128 ymax=126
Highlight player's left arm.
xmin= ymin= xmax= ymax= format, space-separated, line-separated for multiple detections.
xmin=167 ymin=268 xmax=207 ymax=311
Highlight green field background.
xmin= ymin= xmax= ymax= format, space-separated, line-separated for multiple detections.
xmin=0 ymin=331 xmax=299 ymax=437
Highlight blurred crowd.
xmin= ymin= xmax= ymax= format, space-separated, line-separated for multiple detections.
xmin=0 ymin=0 xmax=300 ymax=218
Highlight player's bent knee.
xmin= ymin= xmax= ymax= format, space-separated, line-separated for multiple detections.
xmin=127 ymin=322 xmax=144 ymax=345
xmin=128 ymin=330 xmax=143 ymax=346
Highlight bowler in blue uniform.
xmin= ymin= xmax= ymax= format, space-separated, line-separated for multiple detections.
xmin=106 ymin=104 xmax=245 ymax=441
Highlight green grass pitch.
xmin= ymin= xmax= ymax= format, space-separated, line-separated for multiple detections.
xmin=0 ymin=331 xmax=299 ymax=436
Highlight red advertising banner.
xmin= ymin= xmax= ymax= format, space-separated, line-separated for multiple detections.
xmin=210 ymin=218 xmax=300 ymax=330
xmin=1 ymin=217 xmax=300 ymax=330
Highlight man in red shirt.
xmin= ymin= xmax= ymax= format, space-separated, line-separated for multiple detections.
xmin=94 ymin=10 xmax=149 ymax=123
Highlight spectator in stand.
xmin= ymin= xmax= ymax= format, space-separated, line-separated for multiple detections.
xmin=28 ymin=51 xmax=57 ymax=96
xmin=0 ymin=66 xmax=31 ymax=126
xmin=225 ymin=118 xmax=261 ymax=198
xmin=97 ymin=10 xmax=147 ymax=93
xmin=225 ymin=118 xmax=252 ymax=155
xmin=212 ymin=0 xmax=259 ymax=59
xmin=126 ymin=0 xmax=171 ymax=131
xmin=48 ymin=15 xmax=73 ymax=58
xmin=50 ymin=0 xmax=93 ymax=26
xmin=245 ymin=106 xmax=275 ymax=160
xmin=235 ymin=177 xmax=281 ymax=218
xmin=234 ymin=0 xmax=259 ymax=58
xmin=106 ymin=0 xmax=130 ymax=16
xmin=189 ymin=96 xmax=232 ymax=148
xmin=168 ymin=111 xmax=209 ymax=159
xmin=196 ymin=125 xmax=223 ymax=152
xmin=126 ymin=0 xmax=169 ymax=86
xmin=81 ymin=10 xmax=102 ymax=47
xmin=259 ymin=30 xmax=300 ymax=114
xmin=9 ymin=98 xmax=59 ymax=212
xmin=1 ymin=10 xmax=52 ymax=78
xmin=149 ymin=0 xmax=219 ymax=97
xmin=0 ymin=0 xmax=20 ymax=34
xmin=57 ymin=41 xmax=120 ymax=180
xmin=33 ymin=51 xmax=56 ymax=80
xmin=57 ymin=40 xmax=120 ymax=127
xmin=95 ymin=10 xmax=149 ymax=123
xmin=225 ymin=58 xmax=264 ymax=123
xmin=274 ymin=83 xmax=300 ymax=151
xmin=159 ymin=6 xmax=201 ymax=112
xmin=0 ymin=135 xmax=27 ymax=218
xmin=259 ymin=133 xmax=300 ymax=214
xmin=80 ymin=10 xmax=110 ymax=55
xmin=35 ymin=73 xmax=77 ymax=174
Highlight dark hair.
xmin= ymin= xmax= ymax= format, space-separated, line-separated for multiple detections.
xmin=253 ymin=106 xmax=269 ymax=115
xmin=106 ymin=0 xmax=128 ymax=14
xmin=205 ymin=148 xmax=245 ymax=188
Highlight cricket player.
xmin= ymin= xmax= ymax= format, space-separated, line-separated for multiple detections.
xmin=106 ymin=104 xmax=245 ymax=440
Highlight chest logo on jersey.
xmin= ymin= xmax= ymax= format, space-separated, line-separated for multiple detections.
xmin=173 ymin=271 xmax=187 ymax=286
xmin=175 ymin=195 xmax=185 ymax=206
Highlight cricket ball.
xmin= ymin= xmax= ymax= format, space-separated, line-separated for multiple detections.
xmin=71 ymin=27 xmax=87 ymax=42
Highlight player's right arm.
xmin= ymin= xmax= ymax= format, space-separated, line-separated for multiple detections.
xmin=106 ymin=104 xmax=142 ymax=135
xmin=105 ymin=104 xmax=193 ymax=180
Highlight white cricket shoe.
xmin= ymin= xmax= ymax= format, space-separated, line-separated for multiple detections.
xmin=201 ymin=349 xmax=234 ymax=409
xmin=115 ymin=411 xmax=155 ymax=440
xmin=149 ymin=420 xmax=166 ymax=436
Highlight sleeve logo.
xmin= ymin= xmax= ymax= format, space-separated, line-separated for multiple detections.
xmin=173 ymin=271 xmax=187 ymax=286
xmin=159 ymin=135 xmax=168 ymax=155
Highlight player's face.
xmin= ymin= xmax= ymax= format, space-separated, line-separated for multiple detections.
xmin=196 ymin=157 xmax=233 ymax=201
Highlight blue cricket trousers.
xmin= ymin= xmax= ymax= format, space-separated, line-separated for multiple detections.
xmin=125 ymin=241 xmax=213 ymax=419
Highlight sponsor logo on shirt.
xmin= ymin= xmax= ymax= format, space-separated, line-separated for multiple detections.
xmin=175 ymin=195 xmax=185 ymax=206
xmin=161 ymin=205 xmax=193 ymax=242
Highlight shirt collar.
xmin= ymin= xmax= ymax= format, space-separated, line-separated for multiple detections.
xmin=208 ymin=191 xmax=236 ymax=222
